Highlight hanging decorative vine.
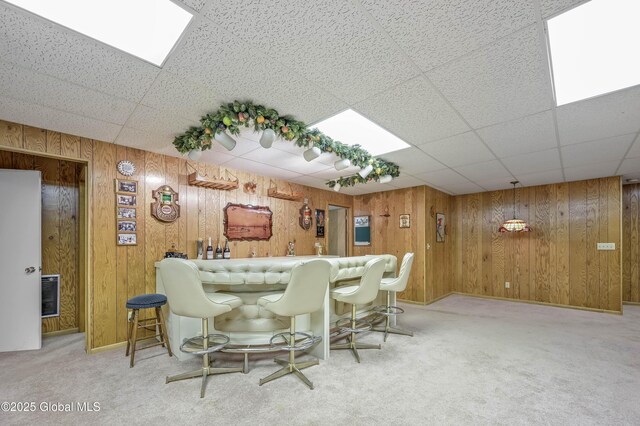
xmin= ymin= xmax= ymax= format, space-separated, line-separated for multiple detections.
xmin=173 ymin=100 xmax=400 ymax=188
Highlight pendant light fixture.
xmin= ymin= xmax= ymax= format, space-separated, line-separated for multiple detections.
xmin=499 ymin=181 xmax=531 ymax=233
xmin=259 ymin=128 xmax=276 ymax=148
xmin=214 ymin=131 xmax=237 ymax=151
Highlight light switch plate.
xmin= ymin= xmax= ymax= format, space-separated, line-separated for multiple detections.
xmin=597 ymin=243 xmax=616 ymax=250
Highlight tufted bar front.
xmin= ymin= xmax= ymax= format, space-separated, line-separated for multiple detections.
xmin=156 ymin=255 xmax=397 ymax=361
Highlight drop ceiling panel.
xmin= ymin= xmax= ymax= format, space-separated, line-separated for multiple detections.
xmin=618 ymin=157 xmax=640 ymax=176
xmin=419 ymin=132 xmax=495 ymax=167
xmin=454 ymin=160 xmax=513 ymax=182
xmin=288 ymin=175 xmax=330 ymax=190
xmin=0 ymin=94 xmax=122 ymax=142
xmin=388 ymin=174 xmax=429 ymax=189
xmin=515 ymin=169 xmax=564 ymax=187
xmin=310 ymin=166 xmax=361 ymax=180
xmin=175 ymin=0 xmax=207 ymax=12
xmin=353 ymin=76 xmax=469 ymax=145
xmin=115 ymin=127 xmax=170 ymax=152
xmin=124 ymin=105 xmax=199 ymax=149
xmin=140 ymin=70 xmax=225 ymax=122
xmin=540 ymin=0 xmax=590 ymax=18
xmin=556 ymin=86 xmax=640 ymax=145
xmin=414 ymin=168 xmax=472 ymax=187
xmin=442 ymin=181 xmax=485 ymax=195
xmin=360 ymin=0 xmax=536 ymax=71
xmin=163 ymin=18 xmax=346 ymax=125
xmin=563 ymin=161 xmax=620 ymax=182
xmin=241 ymin=148 xmax=333 ymax=175
xmin=474 ymin=179 xmax=520 ymax=192
xmin=197 ymin=149 xmax=235 ymax=166
xmin=501 ymin=148 xmax=562 ymax=175
xmin=561 ymin=134 xmax=635 ymax=168
xmin=623 ymin=134 xmax=640 ymax=159
xmin=0 ymin=3 xmax=160 ymax=102
xmin=0 ymin=60 xmax=136 ymax=125
xmin=380 ymin=147 xmax=447 ymax=175
xmin=427 ymin=25 xmax=552 ymax=128
xmin=223 ymin=158 xmax=301 ymax=180
xmin=201 ymin=0 xmax=419 ymax=104
xmin=478 ymin=110 xmax=558 ymax=158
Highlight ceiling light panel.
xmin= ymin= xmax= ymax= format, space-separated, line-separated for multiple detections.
xmin=311 ymin=109 xmax=410 ymax=156
xmin=547 ymin=0 xmax=640 ymax=106
xmin=5 ymin=0 xmax=193 ymax=66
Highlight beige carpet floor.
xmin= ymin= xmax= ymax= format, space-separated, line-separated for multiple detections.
xmin=1 ymin=294 xmax=639 ymax=425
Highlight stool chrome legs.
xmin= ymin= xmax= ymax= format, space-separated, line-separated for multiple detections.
xmin=165 ymin=318 xmax=242 ymax=398
xmin=372 ymin=291 xmax=414 ymax=342
xmin=259 ymin=316 xmax=319 ymax=390
xmin=331 ymin=304 xmax=381 ymax=363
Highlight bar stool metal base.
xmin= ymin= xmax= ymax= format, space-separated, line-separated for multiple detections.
xmin=165 ymin=319 xmax=242 ymax=398
xmin=372 ymin=291 xmax=414 ymax=342
xmin=259 ymin=316 xmax=321 ymax=390
xmin=331 ymin=304 xmax=381 ymax=363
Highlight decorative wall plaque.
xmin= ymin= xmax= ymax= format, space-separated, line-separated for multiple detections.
xmin=223 ymin=203 xmax=273 ymax=241
xmin=299 ymin=199 xmax=312 ymax=230
xmin=151 ymin=185 xmax=180 ymax=223
xmin=117 ymin=160 xmax=136 ymax=177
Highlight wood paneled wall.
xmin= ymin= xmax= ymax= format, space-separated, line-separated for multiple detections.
xmin=0 ymin=136 xmax=81 ymax=333
xmin=451 ymin=177 xmax=622 ymax=312
xmin=623 ymin=184 xmax=640 ymax=303
xmin=353 ymin=186 xmax=453 ymax=304
xmin=0 ymin=120 xmax=353 ymax=349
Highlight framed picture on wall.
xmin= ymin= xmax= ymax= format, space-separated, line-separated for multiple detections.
xmin=399 ymin=214 xmax=410 ymax=228
xmin=117 ymin=233 xmax=137 ymax=245
xmin=354 ymin=215 xmax=371 ymax=246
xmin=117 ymin=220 xmax=136 ymax=232
xmin=315 ymin=209 xmax=325 ymax=238
xmin=115 ymin=178 xmax=137 ymax=194
xmin=436 ymin=213 xmax=445 ymax=242
xmin=117 ymin=194 xmax=137 ymax=206
xmin=117 ymin=207 xmax=136 ymax=219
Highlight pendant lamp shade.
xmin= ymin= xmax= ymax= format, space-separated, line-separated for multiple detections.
xmin=358 ymin=164 xmax=373 ymax=178
xmin=303 ymin=146 xmax=321 ymax=162
xmin=379 ymin=174 xmax=393 ymax=184
xmin=333 ymin=182 xmax=341 ymax=192
xmin=214 ymin=131 xmax=237 ymax=151
xmin=259 ymin=128 xmax=276 ymax=149
xmin=187 ymin=149 xmax=202 ymax=161
xmin=334 ymin=158 xmax=351 ymax=171
xmin=499 ymin=181 xmax=531 ymax=233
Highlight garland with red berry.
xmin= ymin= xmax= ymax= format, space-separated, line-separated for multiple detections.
xmin=173 ymin=100 xmax=400 ymax=188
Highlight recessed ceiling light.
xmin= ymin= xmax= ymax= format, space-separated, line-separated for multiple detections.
xmin=311 ymin=109 xmax=410 ymax=156
xmin=547 ymin=0 xmax=640 ymax=106
xmin=6 ymin=0 xmax=193 ymax=66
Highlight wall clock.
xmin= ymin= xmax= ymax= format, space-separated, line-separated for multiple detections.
xmin=117 ymin=160 xmax=136 ymax=177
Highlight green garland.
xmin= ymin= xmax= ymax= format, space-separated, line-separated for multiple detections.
xmin=173 ymin=100 xmax=400 ymax=188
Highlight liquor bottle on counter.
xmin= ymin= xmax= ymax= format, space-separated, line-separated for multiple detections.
xmin=215 ymin=240 xmax=223 ymax=259
xmin=223 ymin=239 xmax=231 ymax=259
xmin=206 ymin=237 xmax=214 ymax=260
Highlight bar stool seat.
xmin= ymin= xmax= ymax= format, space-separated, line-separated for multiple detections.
xmin=125 ymin=293 xmax=172 ymax=368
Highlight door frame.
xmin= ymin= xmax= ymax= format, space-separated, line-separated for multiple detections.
xmin=327 ymin=203 xmax=352 ymax=257
xmin=0 ymin=146 xmax=92 ymax=354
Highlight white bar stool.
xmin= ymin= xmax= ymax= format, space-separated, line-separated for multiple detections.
xmin=330 ymin=258 xmax=386 ymax=363
xmin=373 ymin=253 xmax=415 ymax=341
xmin=256 ymin=259 xmax=331 ymax=389
xmin=158 ymin=258 xmax=243 ymax=398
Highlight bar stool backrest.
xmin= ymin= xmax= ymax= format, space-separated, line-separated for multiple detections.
xmin=263 ymin=259 xmax=331 ymax=317
xmin=159 ymin=258 xmax=232 ymax=319
xmin=349 ymin=258 xmax=386 ymax=305
xmin=384 ymin=253 xmax=414 ymax=292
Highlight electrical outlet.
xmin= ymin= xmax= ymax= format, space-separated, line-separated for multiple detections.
xmin=505 ymin=281 xmax=510 ymax=289
xmin=597 ymin=243 xmax=615 ymax=250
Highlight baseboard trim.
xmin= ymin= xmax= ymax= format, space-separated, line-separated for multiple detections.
xmin=89 ymin=341 xmax=127 ymax=355
xmin=397 ymin=298 xmax=426 ymax=306
xmin=623 ymin=301 xmax=640 ymax=306
xmin=42 ymin=327 xmax=79 ymax=337
xmin=398 ymin=292 xmax=454 ymax=306
xmin=450 ymin=292 xmax=622 ymax=315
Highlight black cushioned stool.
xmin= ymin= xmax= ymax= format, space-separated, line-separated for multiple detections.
xmin=126 ymin=293 xmax=172 ymax=368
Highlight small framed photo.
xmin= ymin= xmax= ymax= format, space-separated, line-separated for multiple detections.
xmin=117 ymin=220 xmax=136 ymax=232
xmin=117 ymin=194 xmax=137 ymax=206
xmin=117 ymin=233 xmax=137 ymax=245
xmin=399 ymin=214 xmax=410 ymax=229
xmin=436 ymin=213 xmax=446 ymax=243
xmin=115 ymin=179 xmax=137 ymax=194
xmin=117 ymin=207 xmax=136 ymax=219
